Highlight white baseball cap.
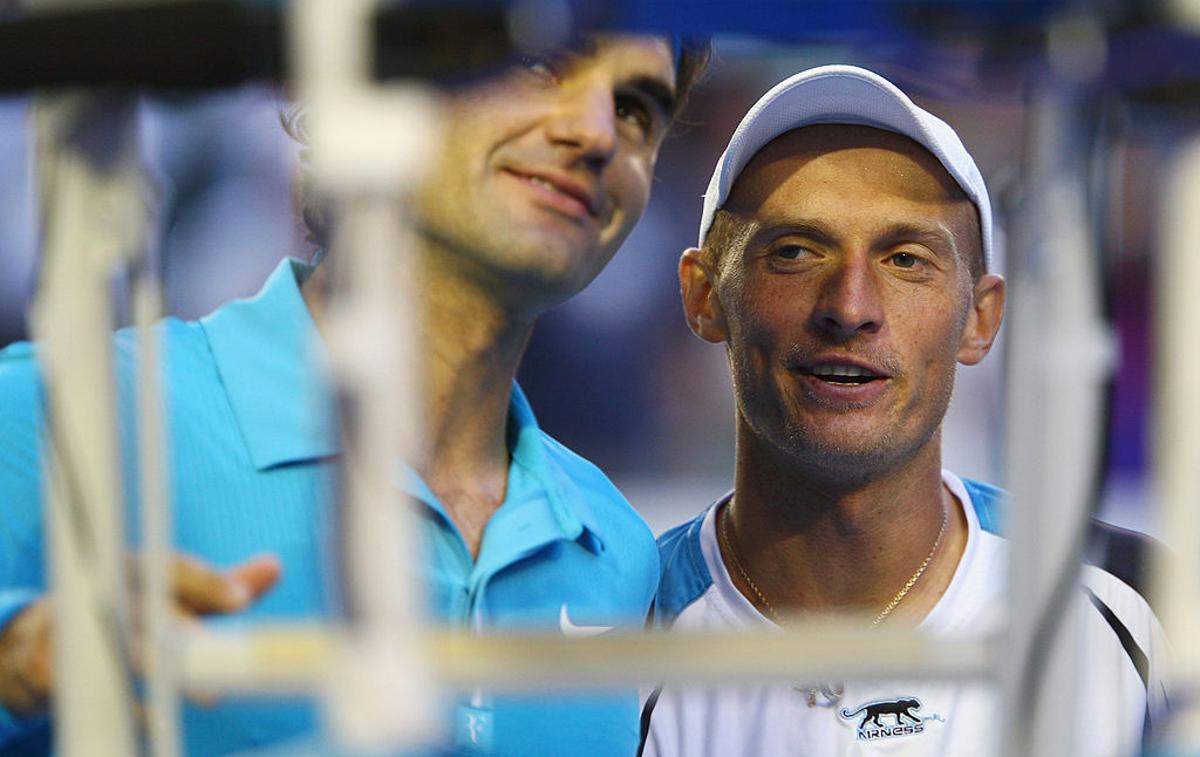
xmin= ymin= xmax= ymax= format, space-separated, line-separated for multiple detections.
xmin=698 ymin=64 xmax=993 ymax=271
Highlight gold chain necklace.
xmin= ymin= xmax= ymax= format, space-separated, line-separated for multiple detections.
xmin=717 ymin=496 xmax=949 ymax=706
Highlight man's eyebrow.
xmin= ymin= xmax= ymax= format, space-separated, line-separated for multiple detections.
xmin=877 ymin=221 xmax=958 ymax=254
xmin=741 ymin=219 xmax=838 ymax=248
xmin=784 ymin=222 xmax=838 ymax=245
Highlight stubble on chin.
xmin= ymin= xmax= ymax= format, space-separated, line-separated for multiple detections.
xmin=776 ymin=418 xmax=906 ymax=486
xmin=736 ymin=372 xmax=950 ymax=488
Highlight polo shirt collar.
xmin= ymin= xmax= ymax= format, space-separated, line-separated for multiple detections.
xmin=202 ymin=258 xmax=603 ymax=550
xmin=507 ymin=383 xmax=605 ymax=551
xmin=401 ymin=383 xmax=605 ymax=556
xmin=201 ymin=258 xmax=339 ymax=470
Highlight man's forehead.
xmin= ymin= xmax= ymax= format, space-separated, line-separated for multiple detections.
xmin=548 ymin=33 xmax=679 ymax=118
xmin=724 ymin=124 xmax=967 ymax=214
xmin=575 ymin=34 xmax=676 ymax=79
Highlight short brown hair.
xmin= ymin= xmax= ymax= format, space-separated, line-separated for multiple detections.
xmin=671 ymin=37 xmax=712 ymax=116
xmin=700 ymin=209 xmax=749 ymax=272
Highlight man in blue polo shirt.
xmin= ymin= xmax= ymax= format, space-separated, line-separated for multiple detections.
xmin=0 ymin=35 xmax=709 ymax=755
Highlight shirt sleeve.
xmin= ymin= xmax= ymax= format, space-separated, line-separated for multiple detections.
xmin=0 ymin=343 xmax=52 ymax=747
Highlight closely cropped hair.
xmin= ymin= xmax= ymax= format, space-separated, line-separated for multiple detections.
xmin=284 ymin=36 xmax=711 ymax=252
xmin=700 ymin=209 xmax=750 ymax=272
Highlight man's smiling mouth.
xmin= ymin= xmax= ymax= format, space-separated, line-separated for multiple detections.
xmin=504 ymin=168 xmax=600 ymax=219
xmin=800 ymin=364 xmax=883 ymax=385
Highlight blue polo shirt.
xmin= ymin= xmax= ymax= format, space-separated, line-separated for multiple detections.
xmin=0 ymin=259 xmax=658 ymax=755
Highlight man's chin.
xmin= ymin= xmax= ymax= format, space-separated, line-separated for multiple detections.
xmin=485 ymin=255 xmax=603 ymax=311
xmin=779 ymin=428 xmax=908 ymax=482
xmin=509 ymin=235 xmax=618 ymax=292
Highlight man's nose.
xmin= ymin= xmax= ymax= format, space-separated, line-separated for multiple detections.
xmin=810 ymin=256 xmax=885 ymax=339
xmin=545 ymin=80 xmax=618 ymax=169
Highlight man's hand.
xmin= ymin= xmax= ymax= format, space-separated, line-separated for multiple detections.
xmin=0 ymin=553 xmax=281 ymax=718
xmin=169 ymin=554 xmax=281 ymax=615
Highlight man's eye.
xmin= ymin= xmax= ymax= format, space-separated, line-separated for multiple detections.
xmin=774 ymin=245 xmax=812 ymax=261
xmin=517 ymin=54 xmax=560 ymax=83
xmin=615 ymin=95 xmax=654 ymax=138
xmin=890 ymin=251 xmax=921 ymax=269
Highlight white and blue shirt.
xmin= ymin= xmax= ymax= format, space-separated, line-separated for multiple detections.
xmin=0 ymin=258 xmax=658 ymax=756
xmin=643 ymin=472 xmax=1170 ymax=757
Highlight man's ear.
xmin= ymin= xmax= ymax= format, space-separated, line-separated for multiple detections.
xmin=679 ymin=248 xmax=728 ymax=344
xmin=958 ymin=273 xmax=1005 ymax=365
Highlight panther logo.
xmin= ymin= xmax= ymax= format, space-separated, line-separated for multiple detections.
xmin=839 ymin=697 xmax=925 ymax=740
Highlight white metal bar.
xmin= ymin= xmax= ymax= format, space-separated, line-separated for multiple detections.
xmin=180 ymin=624 xmax=998 ymax=694
xmin=318 ymin=195 xmax=442 ymax=751
xmin=29 ymin=91 xmax=145 ymax=757
xmin=134 ymin=270 xmax=181 ymax=757
xmin=290 ymin=0 xmax=444 ymax=749
xmin=1000 ymin=82 xmax=1113 ymax=757
xmin=1167 ymin=0 xmax=1200 ymax=30
xmin=1153 ymin=133 xmax=1200 ymax=751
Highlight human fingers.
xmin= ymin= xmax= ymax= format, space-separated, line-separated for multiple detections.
xmin=224 ymin=554 xmax=282 ymax=605
xmin=169 ymin=554 xmax=276 ymax=619
xmin=0 ymin=599 xmax=54 ymax=717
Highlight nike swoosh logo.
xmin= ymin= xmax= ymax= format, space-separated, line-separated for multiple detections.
xmin=559 ymin=604 xmax=614 ymax=637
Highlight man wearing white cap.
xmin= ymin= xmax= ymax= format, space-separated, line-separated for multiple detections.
xmin=641 ymin=65 xmax=1169 ymax=756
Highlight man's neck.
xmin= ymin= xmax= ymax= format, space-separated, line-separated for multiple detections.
xmin=302 ymin=246 xmax=538 ymax=559
xmin=724 ymin=425 xmax=968 ymax=625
